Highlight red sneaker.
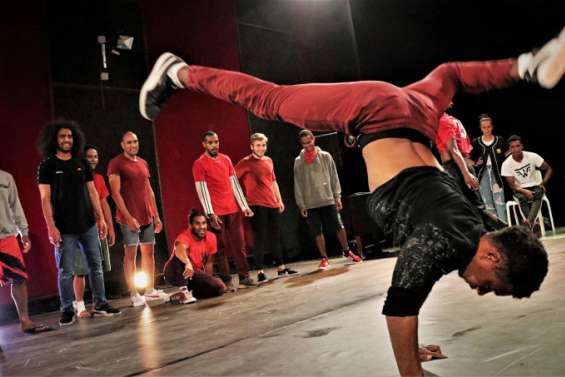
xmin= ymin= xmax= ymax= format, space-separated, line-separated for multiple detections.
xmin=319 ymin=258 xmax=330 ymax=270
xmin=344 ymin=250 xmax=362 ymax=263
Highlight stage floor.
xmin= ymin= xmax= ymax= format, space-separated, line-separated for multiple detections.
xmin=1 ymin=236 xmax=564 ymax=376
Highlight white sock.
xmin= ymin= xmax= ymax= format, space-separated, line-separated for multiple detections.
xmin=75 ymin=300 xmax=87 ymax=312
xmin=517 ymin=52 xmax=532 ymax=79
xmin=167 ymin=62 xmax=188 ymax=88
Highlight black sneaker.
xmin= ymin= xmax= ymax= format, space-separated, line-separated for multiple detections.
xmin=257 ymin=272 xmax=267 ymax=283
xmin=93 ymin=303 xmax=122 ymax=317
xmin=59 ymin=311 xmax=76 ymax=327
xmin=277 ymin=268 xmax=298 ymax=276
xmin=238 ymin=276 xmax=257 ymax=288
xmin=139 ymin=52 xmax=187 ymax=120
xmin=520 ymin=27 xmax=565 ymax=89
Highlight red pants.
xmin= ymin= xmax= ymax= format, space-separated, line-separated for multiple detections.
xmin=186 ymin=60 xmax=516 ymax=141
xmin=214 ymin=212 xmax=250 ymax=279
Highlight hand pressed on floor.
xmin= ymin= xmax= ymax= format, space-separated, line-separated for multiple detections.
xmin=419 ymin=344 xmax=447 ymax=362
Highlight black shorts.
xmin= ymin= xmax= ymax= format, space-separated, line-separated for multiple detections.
xmin=305 ymin=205 xmax=344 ymax=237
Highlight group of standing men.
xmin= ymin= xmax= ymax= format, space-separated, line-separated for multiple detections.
xmin=2 ymin=116 xmax=361 ymax=328
xmin=163 ymin=128 xmax=363 ymax=304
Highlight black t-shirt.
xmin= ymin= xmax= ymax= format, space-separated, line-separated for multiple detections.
xmin=366 ymin=166 xmax=485 ymax=316
xmin=37 ymin=156 xmax=95 ymax=234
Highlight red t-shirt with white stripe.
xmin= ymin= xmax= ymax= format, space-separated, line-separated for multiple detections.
xmin=235 ymin=155 xmax=279 ymax=208
xmin=192 ymin=153 xmax=239 ymax=216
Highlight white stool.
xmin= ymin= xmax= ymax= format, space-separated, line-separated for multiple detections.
xmin=505 ymin=195 xmax=556 ymax=237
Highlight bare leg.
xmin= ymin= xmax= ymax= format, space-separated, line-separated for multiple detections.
xmin=73 ymin=276 xmax=86 ymax=302
xmin=10 ymin=281 xmax=34 ymax=330
xmin=336 ymin=228 xmax=349 ymax=251
xmin=354 ymin=236 xmax=365 ymax=258
xmin=123 ymin=246 xmax=138 ymax=295
xmin=314 ymin=234 xmax=328 ymax=259
xmin=140 ymin=244 xmax=155 ymax=291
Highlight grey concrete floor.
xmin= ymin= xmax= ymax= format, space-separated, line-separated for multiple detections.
xmin=1 ymin=236 xmax=564 ymax=376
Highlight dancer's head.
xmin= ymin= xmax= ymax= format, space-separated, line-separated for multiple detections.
xmin=250 ymin=133 xmax=268 ymax=158
xmin=121 ymin=131 xmax=139 ymax=158
xmin=37 ymin=119 xmax=85 ymax=158
xmin=202 ymin=130 xmax=219 ymax=157
xmin=479 ymin=114 xmax=493 ymax=137
xmin=507 ymin=135 xmax=524 ymax=160
xmin=84 ymin=145 xmax=100 ymax=171
xmin=461 ymin=226 xmax=548 ymax=298
xmin=188 ymin=209 xmax=208 ymax=239
xmin=298 ymin=129 xmax=316 ymax=152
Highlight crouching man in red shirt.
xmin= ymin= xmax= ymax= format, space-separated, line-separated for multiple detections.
xmin=164 ymin=210 xmax=226 ymax=303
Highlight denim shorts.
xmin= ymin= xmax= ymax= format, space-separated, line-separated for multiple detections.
xmin=120 ymin=222 xmax=155 ymax=247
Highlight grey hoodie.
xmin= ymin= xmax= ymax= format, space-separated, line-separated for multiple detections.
xmin=293 ymin=147 xmax=341 ymax=210
xmin=0 ymin=170 xmax=29 ymax=239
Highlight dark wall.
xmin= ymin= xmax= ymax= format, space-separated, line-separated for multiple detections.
xmin=351 ymin=0 xmax=565 ymax=217
xmin=235 ymin=0 xmax=361 ymax=258
xmin=142 ymin=0 xmax=252 ymax=248
xmin=0 ymin=2 xmax=57 ymax=305
xmin=47 ymin=0 xmax=167 ymax=294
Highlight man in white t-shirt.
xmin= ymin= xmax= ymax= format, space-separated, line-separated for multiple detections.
xmin=501 ymin=135 xmax=553 ymax=227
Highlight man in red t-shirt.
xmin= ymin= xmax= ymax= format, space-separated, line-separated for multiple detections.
xmin=193 ymin=131 xmax=256 ymax=289
xmin=235 ymin=133 xmax=298 ymax=283
xmin=164 ymin=210 xmax=226 ymax=302
xmin=108 ymin=131 xmax=166 ymax=307
xmin=435 ymin=103 xmax=483 ymax=209
xmin=71 ymin=145 xmax=116 ymax=318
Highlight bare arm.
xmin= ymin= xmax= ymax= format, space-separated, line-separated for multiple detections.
xmin=505 ymin=176 xmax=533 ymax=197
xmin=87 ymin=181 xmax=107 ymax=239
xmin=387 ymin=316 xmax=423 ymax=377
xmin=109 ymin=174 xmax=140 ymax=231
xmin=38 ymin=184 xmax=60 ymax=246
xmin=540 ymin=161 xmax=553 ymax=188
xmin=273 ymin=181 xmax=285 ymax=212
xmin=101 ymin=198 xmax=115 ymax=246
xmin=446 ymin=138 xmax=479 ymax=190
xmin=174 ymin=242 xmax=194 ymax=279
xmin=147 ymin=183 xmax=162 ymax=233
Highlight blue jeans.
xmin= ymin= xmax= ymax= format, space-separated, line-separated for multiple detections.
xmin=54 ymin=225 xmax=107 ymax=311
xmin=479 ymin=166 xmax=507 ymax=223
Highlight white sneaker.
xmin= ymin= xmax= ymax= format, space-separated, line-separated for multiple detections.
xmin=131 ymin=294 xmax=146 ymax=307
xmin=519 ymin=27 xmax=565 ymax=89
xmin=169 ymin=288 xmax=197 ymax=304
xmin=75 ymin=300 xmax=90 ymax=318
xmin=144 ymin=289 xmax=169 ymax=301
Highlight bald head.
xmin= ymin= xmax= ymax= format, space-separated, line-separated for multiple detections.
xmin=122 ymin=131 xmax=137 ymax=142
xmin=121 ymin=131 xmax=139 ymax=158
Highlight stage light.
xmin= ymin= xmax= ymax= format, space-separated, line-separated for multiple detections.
xmin=117 ymin=35 xmax=134 ymax=50
xmin=134 ymin=271 xmax=148 ymax=289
